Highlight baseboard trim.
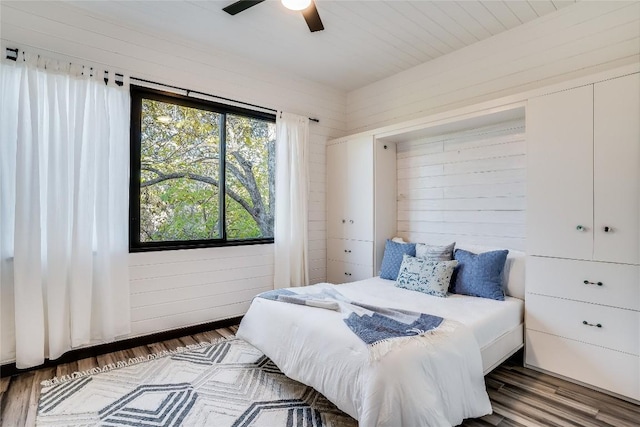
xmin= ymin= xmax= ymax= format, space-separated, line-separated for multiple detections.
xmin=0 ymin=316 xmax=243 ymax=378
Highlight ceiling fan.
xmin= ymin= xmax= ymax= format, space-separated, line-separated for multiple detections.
xmin=223 ymin=0 xmax=324 ymax=33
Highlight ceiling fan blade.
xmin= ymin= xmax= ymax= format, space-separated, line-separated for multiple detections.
xmin=302 ymin=1 xmax=324 ymax=32
xmin=223 ymin=0 xmax=266 ymax=16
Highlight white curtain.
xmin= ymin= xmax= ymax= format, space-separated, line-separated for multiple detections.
xmin=0 ymin=55 xmax=131 ymax=368
xmin=274 ymin=112 xmax=309 ymax=288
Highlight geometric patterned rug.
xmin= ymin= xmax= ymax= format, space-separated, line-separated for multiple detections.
xmin=36 ymin=337 xmax=357 ymax=426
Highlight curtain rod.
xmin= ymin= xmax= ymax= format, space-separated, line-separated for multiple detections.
xmin=4 ymin=48 xmax=319 ymax=123
xmin=132 ymin=76 xmax=320 ymax=123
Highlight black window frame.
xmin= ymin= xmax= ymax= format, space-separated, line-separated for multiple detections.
xmin=129 ymin=85 xmax=276 ymax=252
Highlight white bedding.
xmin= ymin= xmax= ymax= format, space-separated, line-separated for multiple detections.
xmin=237 ymin=277 xmax=522 ymax=426
xmin=341 ymin=277 xmax=524 ymax=350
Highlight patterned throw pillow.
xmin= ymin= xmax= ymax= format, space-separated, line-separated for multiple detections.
xmin=416 ymin=242 xmax=455 ymax=262
xmin=452 ymin=249 xmax=509 ymax=301
xmin=379 ymin=239 xmax=416 ymax=280
xmin=396 ymin=254 xmax=459 ymax=298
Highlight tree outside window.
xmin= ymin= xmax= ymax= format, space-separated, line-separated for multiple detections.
xmin=130 ymin=87 xmax=275 ymax=251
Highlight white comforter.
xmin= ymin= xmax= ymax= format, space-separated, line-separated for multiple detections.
xmin=237 ymin=280 xmax=492 ymax=426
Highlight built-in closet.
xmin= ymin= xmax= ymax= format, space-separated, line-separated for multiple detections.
xmin=326 ymin=135 xmax=396 ymax=283
xmin=525 ymin=72 xmax=640 ymax=401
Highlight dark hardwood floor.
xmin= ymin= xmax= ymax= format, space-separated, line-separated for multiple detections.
xmin=1 ymin=325 xmax=637 ymax=426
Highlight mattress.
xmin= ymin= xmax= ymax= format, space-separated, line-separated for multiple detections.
xmin=237 ymin=276 xmax=523 ymax=425
xmin=337 ymin=276 xmax=524 ymax=349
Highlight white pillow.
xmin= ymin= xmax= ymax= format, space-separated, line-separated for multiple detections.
xmin=416 ymin=242 xmax=455 ymax=262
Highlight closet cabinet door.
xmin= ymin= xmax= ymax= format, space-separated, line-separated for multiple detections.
xmin=593 ymin=74 xmax=640 ymax=265
xmin=344 ymin=136 xmax=374 ymax=241
xmin=327 ymin=142 xmax=347 ymax=239
xmin=527 ymin=86 xmax=594 ymax=260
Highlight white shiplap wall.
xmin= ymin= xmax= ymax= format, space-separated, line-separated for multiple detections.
xmin=0 ymin=1 xmax=345 ymax=363
xmin=396 ymin=120 xmax=526 ymax=251
xmin=347 ymin=1 xmax=640 ymax=132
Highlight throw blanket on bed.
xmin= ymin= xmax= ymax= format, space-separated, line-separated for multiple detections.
xmin=258 ymin=287 xmax=447 ymax=359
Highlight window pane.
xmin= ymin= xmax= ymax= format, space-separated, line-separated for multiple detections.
xmin=139 ymin=99 xmax=221 ymax=242
xmin=225 ymin=114 xmax=276 ymax=239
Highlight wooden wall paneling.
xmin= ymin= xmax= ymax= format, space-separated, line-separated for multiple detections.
xmin=399 ymin=169 xmax=526 ymax=191
xmin=131 ymin=287 xmax=272 ymax=323
xmin=398 ymin=196 xmax=526 ymax=213
xmin=395 ymin=119 xmax=526 ymax=251
xmin=130 ymin=265 xmax=274 ymax=295
xmin=130 ymin=301 xmax=251 ymax=336
xmin=130 ymin=276 xmax=274 ymax=308
xmin=129 ymin=254 xmax=274 ymax=281
xmin=398 ymin=210 xmax=525 ymax=225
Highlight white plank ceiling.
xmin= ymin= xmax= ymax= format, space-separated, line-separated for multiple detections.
xmin=22 ymin=0 xmax=577 ymax=91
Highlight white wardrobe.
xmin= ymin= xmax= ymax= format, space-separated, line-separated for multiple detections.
xmin=525 ymin=73 xmax=640 ymax=401
xmin=326 ymin=135 xmax=396 ymax=284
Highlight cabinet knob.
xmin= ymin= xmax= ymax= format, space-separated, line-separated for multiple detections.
xmin=576 ymin=225 xmax=587 ymax=232
xmin=342 ymin=219 xmax=346 ymax=224
xmin=582 ymin=320 xmax=602 ymax=328
xmin=349 ymin=220 xmax=354 ymax=224
xmin=344 ymin=272 xmax=352 ymax=276
xmin=344 ymin=249 xmax=352 ymax=253
xmin=603 ymin=226 xmax=612 ymax=233
xmin=583 ymin=280 xmax=603 ymax=286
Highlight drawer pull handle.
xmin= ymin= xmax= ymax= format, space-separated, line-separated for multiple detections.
xmin=582 ymin=320 xmax=602 ymax=328
xmin=344 ymin=249 xmax=352 ymax=253
xmin=349 ymin=220 xmax=354 ymax=224
xmin=583 ymin=280 xmax=603 ymax=286
xmin=344 ymin=272 xmax=352 ymax=276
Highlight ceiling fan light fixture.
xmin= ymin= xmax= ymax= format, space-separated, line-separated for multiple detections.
xmin=281 ymin=0 xmax=311 ymax=11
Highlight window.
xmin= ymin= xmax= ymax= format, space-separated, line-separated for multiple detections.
xmin=130 ymin=86 xmax=276 ymax=251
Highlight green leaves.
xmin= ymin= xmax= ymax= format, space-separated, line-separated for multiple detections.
xmin=138 ymin=98 xmax=275 ymax=243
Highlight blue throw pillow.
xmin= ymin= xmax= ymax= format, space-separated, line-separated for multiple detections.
xmin=379 ymin=239 xmax=416 ymax=280
xmin=452 ymin=249 xmax=509 ymax=301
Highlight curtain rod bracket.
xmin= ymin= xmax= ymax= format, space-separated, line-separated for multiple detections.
xmin=5 ymin=47 xmax=19 ymax=61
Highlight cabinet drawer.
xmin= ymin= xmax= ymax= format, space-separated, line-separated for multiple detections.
xmin=327 ymin=260 xmax=373 ymax=284
xmin=327 ymin=239 xmax=373 ymax=266
xmin=526 ymin=329 xmax=640 ymax=400
xmin=527 ymin=256 xmax=640 ymax=311
xmin=526 ymin=294 xmax=639 ymax=355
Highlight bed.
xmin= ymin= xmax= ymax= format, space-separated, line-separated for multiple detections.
xmin=237 ymin=246 xmax=525 ymax=426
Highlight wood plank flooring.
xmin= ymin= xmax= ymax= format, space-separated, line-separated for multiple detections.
xmin=1 ymin=325 xmax=637 ymax=426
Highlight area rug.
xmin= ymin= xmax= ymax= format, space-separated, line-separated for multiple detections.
xmin=36 ymin=337 xmax=357 ymax=426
